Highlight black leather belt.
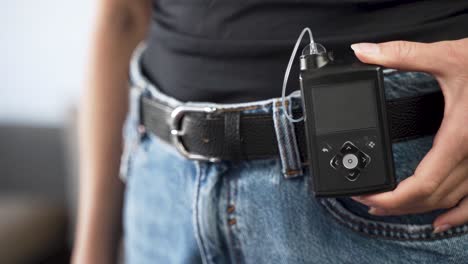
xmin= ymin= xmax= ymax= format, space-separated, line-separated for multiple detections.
xmin=140 ymin=91 xmax=444 ymax=162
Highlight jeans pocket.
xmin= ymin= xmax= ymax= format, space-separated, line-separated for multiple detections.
xmin=319 ymin=197 xmax=468 ymax=241
xmin=317 ymin=135 xmax=468 ymax=241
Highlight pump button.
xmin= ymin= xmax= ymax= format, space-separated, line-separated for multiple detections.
xmin=342 ymin=153 xmax=359 ymax=169
xmin=330 ymin=154 xmax=342 ymax=169
xmin=341 ymin=141 xmax=359 ymax=154
xmin=357 ymin=152 xmax=371 ymax=168
xmin=346 ymin=169 xmax=360 ymax=181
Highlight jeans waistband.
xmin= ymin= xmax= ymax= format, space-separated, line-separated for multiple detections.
xmin=129 ymin=43 xmax=306 ymax=178
xmin=128 ymin=43 xmax=442 ymax=179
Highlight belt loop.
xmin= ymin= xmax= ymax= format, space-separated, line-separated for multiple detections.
xmin=129 ymin=84 xmax=148 ymax=141
xmin=223 ymin=111 xmax=242 ymax=160
xmin=137 ymin=89 xmax=148 ymax=140
xmin=272 ymin=99 xmax=304 ymax=178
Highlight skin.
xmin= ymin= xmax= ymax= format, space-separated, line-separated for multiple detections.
xmin=72 ymin=0 xmax=150 ymax=263
xmin=72 ymin=0 xmax=468 ymax=261
xmin=351 ymin=39 xmax=468 ymax=234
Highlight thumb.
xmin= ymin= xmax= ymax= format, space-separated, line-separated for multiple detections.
xmin=351 ymin=41 xmax=445 ymax=74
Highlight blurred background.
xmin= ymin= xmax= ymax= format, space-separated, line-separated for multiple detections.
xmin=1 ymin=1 xmax=95 ymax=263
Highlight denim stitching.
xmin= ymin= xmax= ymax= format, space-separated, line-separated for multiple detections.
xmin=320 ymin=198 xmax=468 ymax=241
xmin=231 ymin=167 xmax=244 ymax=263
xmin=223 ymin=163 xmax=241 ymax=264
xmin=224 ymin=168 xmax=237 ymax=264
xmin=223 ymin=165 xmax=244 ymax=264
xmin=285 ymin=99 xmax=305 ymax=174
xmin=273 ymin=103 xmax=289 ymax=176
xmin=272 ymin=99 xmax=304 ymax=178
xmin=192 ymin=162 xmax=210 ymax=264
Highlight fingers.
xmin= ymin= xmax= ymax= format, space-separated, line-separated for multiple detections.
xmin=433 ymin=196 xmax=468 ymax=233
xmin=353 ymin=159 xmax=468 ymax=216
xmin=414 ymin=123 xmax=465 ymax=190
xmin=366 ymin=177 xmax=468 ymax=217
xmin=428 ymin=159 xmax=468 ymax=207
xmin=351 ymin=41 xmax=448 ymax=74
xmin=353 ymin=133 xmax=462 ymax=211
xmin=353 ymin=175 xmax=432 ymax=213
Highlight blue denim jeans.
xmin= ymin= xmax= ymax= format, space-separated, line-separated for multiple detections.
xmin=120 ymin=45 xmax=468 ymax=264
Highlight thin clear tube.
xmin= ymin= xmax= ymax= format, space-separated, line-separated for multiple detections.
xmin=281 ymin=27 xmax=315 ymax=123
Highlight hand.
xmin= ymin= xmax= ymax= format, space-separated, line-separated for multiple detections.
xmin=349 ymin=39 xmax=468 ymax=233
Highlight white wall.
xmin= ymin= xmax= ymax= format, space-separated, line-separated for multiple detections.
xmin=1 ymin=1 xmax=95 ymax=125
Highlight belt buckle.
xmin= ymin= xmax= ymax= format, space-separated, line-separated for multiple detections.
xmin=170 ymin=105 xmax=220 ymax=162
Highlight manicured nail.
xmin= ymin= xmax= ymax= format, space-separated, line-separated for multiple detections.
xmin=368 ymin=207 xmax=386 ymax=215
xmin=433 ymin=224 xmax=451 ymax=234
xmin=351 ymin=43 xmax=380 ymax=55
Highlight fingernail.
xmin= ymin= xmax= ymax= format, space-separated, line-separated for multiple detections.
xmin=368 ymin=207 xmax=386 ymax=215
xmin=433 ymin=224 xmax=451 ymax=234
xmin=351 ymin=43 xmax=380 ymax=55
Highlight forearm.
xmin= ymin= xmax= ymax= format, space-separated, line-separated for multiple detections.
xmin=73 ymin=1 xmax=150 ymax=263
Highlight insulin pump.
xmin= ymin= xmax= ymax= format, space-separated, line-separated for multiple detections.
xmin=282 ymin=28 xmax=396 ymax=197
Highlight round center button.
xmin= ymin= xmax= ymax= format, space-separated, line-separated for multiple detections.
xmin=342 ymin=154 xmax=359 ymax=169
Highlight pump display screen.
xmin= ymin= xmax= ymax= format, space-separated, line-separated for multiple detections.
xmin=311 ymin=80 xmax=378 ymax=135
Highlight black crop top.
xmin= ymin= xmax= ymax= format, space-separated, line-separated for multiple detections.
xmin=141 ymin=0 xmax=468 ymax=103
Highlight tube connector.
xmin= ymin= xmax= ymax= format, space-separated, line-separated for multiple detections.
xmin=300 ymin=43 xmax=331 ymax=70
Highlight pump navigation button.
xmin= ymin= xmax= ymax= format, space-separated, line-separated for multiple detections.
xmin=342 ymin=153 xmax=359 ymax=170
xmin=330 ymin=154 xmax=342 ymax=169
xmin=341 ymin=141 xmax=359 ymax=154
